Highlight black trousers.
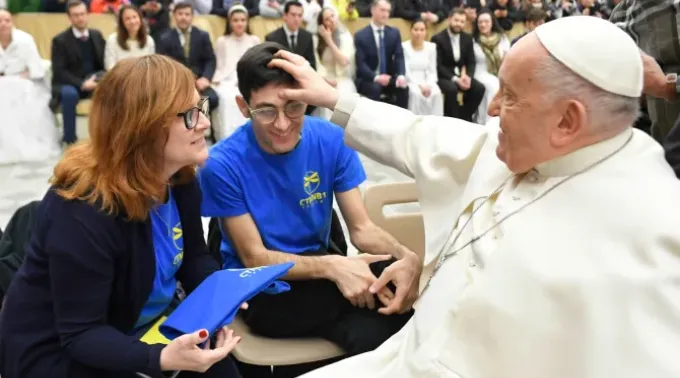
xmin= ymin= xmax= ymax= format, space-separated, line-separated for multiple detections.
xmin=438 ymin=77 xmax=485 ymax=122
xmin=239 ymin=253 xmax=413 ymax=377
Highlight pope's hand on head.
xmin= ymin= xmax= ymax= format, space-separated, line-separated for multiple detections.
xmin=268 ymin=50 xmax=340 ymax=110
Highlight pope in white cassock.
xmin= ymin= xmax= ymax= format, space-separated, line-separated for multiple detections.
xmin=269 ymin=15 xmax=680 ymax=378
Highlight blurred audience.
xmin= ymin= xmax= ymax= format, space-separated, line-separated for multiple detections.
xmin=354 ymin=0 xmax=408 ymax=108
xmin=133 ymin=0 xmax=171 ymax=43
xmin=0 ymin=8 xmax=59 ymax=164
xmin=431 ymin=7 xmax=484 ymax=121
xmin=489 ymin=0 xmax=518 ymax=31
xmin=392 ymin=0 xmax=447 ymax=25
xmin=314 ymin=6 xmax=356 ymax=119
xmin=213 ymin=3 xmax=260 ymax=138
xmin=402 ymin=19 xmax=442 ymax=115
xmin=89 ymin=0 xmax=128 ymax=13
xmin=104 ymin=4 xmax=155 ymax=70
xmin=471 ymin=8 xmax=509 ymax=124
xmin=157 ymin=1 xmax=219 ymax=126
xmin=511 ymin=6 xmax=545 ymax=44
xmin=211 ymin=0 xmax=259 ymax=17
xmin=50 ymin=0 xmax=106 ymax=146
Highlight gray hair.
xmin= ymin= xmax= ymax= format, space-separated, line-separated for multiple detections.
xmin=533 ymin=55 xmax=640 ymax=135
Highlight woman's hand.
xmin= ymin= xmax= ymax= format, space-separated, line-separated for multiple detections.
xmin=159 ymin=327 xmax=241 ymax=372
xmin=318 ymin=25 xmax=331 ymax=41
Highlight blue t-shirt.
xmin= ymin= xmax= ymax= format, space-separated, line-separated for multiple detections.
xmin=199 ymin=116 xmax=366 ymax=269
xmin=134 ymin=191 xmax=185 ymax=329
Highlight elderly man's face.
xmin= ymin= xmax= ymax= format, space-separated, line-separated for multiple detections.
xmin=488 ymin=35 xmax=565 ymax=173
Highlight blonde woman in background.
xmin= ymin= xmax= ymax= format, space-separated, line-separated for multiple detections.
xmin=212 ymin=4 xmax=260 ymax=139
xmin=313 ymin=6 xmax=355 ymax=119
xmin=104 ymin=4 xmax=155 ymax=70
xmin=402 ymin=19 xmax=442 ymax=116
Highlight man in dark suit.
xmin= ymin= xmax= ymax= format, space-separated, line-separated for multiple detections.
xmin=265 ymin=0 xmax=317 ymax=114
xmin=511 ymin=7 xmax=546 ymax=45
xmin=354 ymin=0 xmax=408 ymax=108
xmin=50 ymin=0 xmax=105 ymax=145
xmin=431 ymin=7 xmax=485 ymax=121
xmin=157 ymin=2 xmax=218 ymax=117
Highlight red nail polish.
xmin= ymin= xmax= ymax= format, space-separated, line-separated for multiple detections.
xmin=199 ymin=330 xmax=208 ymax=338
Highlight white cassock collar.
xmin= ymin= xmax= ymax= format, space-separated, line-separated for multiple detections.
xmin=534 ymin=127 xmax=634 ymax=177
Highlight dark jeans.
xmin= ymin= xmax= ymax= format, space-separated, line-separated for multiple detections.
xmin=59 ymin=85 xmax=91 ymax=144
xmin=239 ymin=252 xmax=413 ymax=377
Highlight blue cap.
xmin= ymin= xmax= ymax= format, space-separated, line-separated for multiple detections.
xmin=159 ymin=262 xmax=295 ymax=340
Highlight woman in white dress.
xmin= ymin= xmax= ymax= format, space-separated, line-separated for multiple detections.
xmin=212 ymin=4 xmax=260 ymax=139
xmin=314 ymin=6 xmax=356 ymax=120
xmin=402 ymin=20 xmax=443 ymax=116
xmin=0 ymin=9 xmax=59 ymax=165
xmin=471 ymin=9 xmax=510 ymax=124
xmin=104 ymin=5 xmax=155 ymax=71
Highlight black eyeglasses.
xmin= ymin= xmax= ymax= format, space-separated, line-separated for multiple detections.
xmin=247 ymin=101 xmax=307 ymax=124
xmin=177 ymin=97 xmax=210 ymax=129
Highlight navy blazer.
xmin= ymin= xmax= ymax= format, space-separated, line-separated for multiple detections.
xmin=0 ymin=178 xmax=219 ymax=378
xmin=157 ymin=27 xmax=216 ymax=80
xmin=353 ymin=25 xmax=405 ymax=86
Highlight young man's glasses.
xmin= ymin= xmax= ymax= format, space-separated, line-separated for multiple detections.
xmin=177 ymin=97 xmax=209 ymax=129
xmin=248 ymin=101 xmax=307 ymax=124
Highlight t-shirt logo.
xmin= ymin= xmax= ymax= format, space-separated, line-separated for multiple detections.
xmin=300 ymin=171 xmax=327 ymax=208
xmin=172 ymin=222 xmax=184 ymax=266
xmin=303 ymin=171 xmax=320 ymax=195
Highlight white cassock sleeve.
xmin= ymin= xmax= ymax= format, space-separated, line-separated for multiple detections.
xmin=330 ymin=93 xmax=495 ymax=264
xmin=330 ymin=93 xmax=490 ymax=182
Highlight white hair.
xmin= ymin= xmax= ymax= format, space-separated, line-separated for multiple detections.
xmin=533 ymin=55 xmax=640 ymax=135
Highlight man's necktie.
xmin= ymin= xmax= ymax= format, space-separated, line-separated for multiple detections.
xmin=290 ymin=34 xmax=296 ymax=51
xmin=79 ymin=36 xmax=88 ymax=42
xmin=182 ymin=30 xmax=191 ymax=58
xmin=378 ymin=29 xmax=387 ymax=74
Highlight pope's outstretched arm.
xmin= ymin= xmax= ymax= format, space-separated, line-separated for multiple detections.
xmin=268 ymin=50 xmax=489 ymax=180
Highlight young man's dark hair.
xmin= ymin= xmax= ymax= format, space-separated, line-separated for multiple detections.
xmin=65 ymin=0 xmax=85 ymax=14
xmin=283 ymin=0 xmax=303 ymax=14
xmin=237 ymin=42 xmax=296 ymax=103
xmin=173 ymin=1 xmax=193 ymax=13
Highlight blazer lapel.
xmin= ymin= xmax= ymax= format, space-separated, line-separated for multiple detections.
xmin=441 ymin=31 xmax=455 ymax=64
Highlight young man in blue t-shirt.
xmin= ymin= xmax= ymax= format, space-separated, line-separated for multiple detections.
xmin=199 ymin=42 xmax=422 ymax=368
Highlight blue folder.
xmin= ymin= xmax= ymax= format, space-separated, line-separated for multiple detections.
xmin=159 ymin=262 xmax=294 ymax=341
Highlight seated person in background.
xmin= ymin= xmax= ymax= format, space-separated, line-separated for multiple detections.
xmin=331 ymin=0 xmax=360 ymax=21
xmin=157 ymin=1 xmax=219 ymax=120
xmin=50 ymin=0 xmax=106 ymax=146
xmin=471 ymin=8 xmax=510 ymax=124
xmin=134 ymin=0 xmax=172 ymax=43
xmin=314 ymin=6 xmax=357 ymax=119
xmin=519 ymin=0 xmax=554 ymax=21
xmin=90 ymin=0 xmax=128 ymax=13
xmin=258 ymin=0 xmax=285 ymax=17
xmin=0 ymin=55 xmax=243 ymax=378
xmin=575 ymin=0 xmax=602 ymax=17
xmin=104 ymin=4 xmax=155 ymax=70
xmin=265 ymin=0 xmax=317 ymax=114
xmin=402 ymin=19 xmax=443 ymax=116
xmin=511 ymin=7 xmax=545 ymax=45
xmin=0 ymin=8 xmax=59 ymax=164
xmin=199 ymin=42 xmax=419 ymax=372
xmin=431 ymin=7 xmax=485 ymax=122
xmin=211 ymin=0 xmax=259 ymax=17
xmin=392 ymin=0 xmax=447 ymax=25
xmin=354 ymin=0 xmax=409 ymax=108
xmin=213 ymin=3 xmax=260 ymax=139
xmin=489 ymin=0 xmax=518 ymax=31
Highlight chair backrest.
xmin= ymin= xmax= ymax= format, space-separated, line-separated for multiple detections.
xmin=363 ymin=182 xmax=425 ymax=262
